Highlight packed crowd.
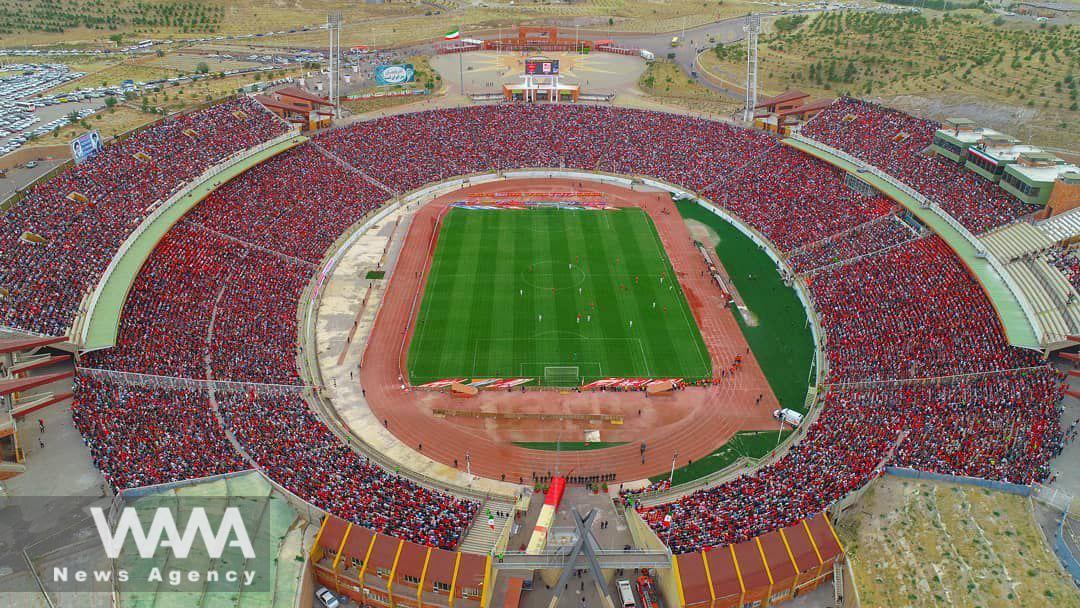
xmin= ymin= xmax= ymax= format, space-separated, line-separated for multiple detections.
xmin=61 ymin=102 xmax=1067 ymax=555
xmin=1048 ymin=246 xmax=1080 ymax=294
xmin=703 ymin=144 xmax=897 ymax=252
xmin=184 ymin=144 xmax=388 ymax=264
xmin=639 ymin=369 xmax=1065 ymax=552
xmin=86 ymin=143 xmax=385 ymax=384
xmin=315 ymin=104 xmax=773 ymax=195
xmin=809 ymin=236 xmax=1041 ymax=382
xmin=71 ymin=375 xmax=246 ymax=490
xmin=787 ymin=215 xmax=917 ymax=273
xmin=217 ymin=391 xmax=477 ymax=550
xmin=84 ymin=225 xmax=244 ymax=378
xmin=801 ymin=97 xmax=1037 ymax=233
xmin=0 ymin=97 xmax=288 ymax=336
xmin=209 ymin=250 xmax=310 ymax=385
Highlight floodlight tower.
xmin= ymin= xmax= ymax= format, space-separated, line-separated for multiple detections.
xmin=327 ymin=11 xmax=343 ymax=119
xmin=742 ymin=13 xmax=761 ymax=123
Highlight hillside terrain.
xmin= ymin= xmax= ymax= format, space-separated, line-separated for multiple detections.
xmin=837 ymin=475 xmax=1079 ymax=608
xmin=701 ymin=9 xmax=1080 ymax=149
xmin=0 ymin=0 xmax=772 ymax=48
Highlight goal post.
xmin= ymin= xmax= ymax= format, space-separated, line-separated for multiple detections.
xmin=542 ymin=366 xmax=581 ymax=387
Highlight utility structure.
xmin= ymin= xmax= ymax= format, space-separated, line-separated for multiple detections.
xmin=327 ymin=11 xmax=343 ymax=118
xmin=742 ymin=13 xmax=761 ymax=123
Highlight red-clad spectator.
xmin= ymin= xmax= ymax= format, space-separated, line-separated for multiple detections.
xmin=0 ymin=97 xmax=288 ymax=336
xmin=801 ymin=97 xmax=1037 ymax=233
xmin=71 ymin=375 xmax=247 ymax=490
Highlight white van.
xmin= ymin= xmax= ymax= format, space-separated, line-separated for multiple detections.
xmin=617 ymin=579 xmax=637 ymax=607
xmin=773 ymin=408 xmax=804 ymax=427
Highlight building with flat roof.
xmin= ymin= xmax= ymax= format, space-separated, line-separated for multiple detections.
xmin=965 ymin=135 xmax=1039 ymax=183
xmin=1000 ymin=152 xmax=1080 ymax=206
xmin=931 ymin=118 xmax=1005 ymax=164
xmin=255 ymin=87 xmax=334 ymax=131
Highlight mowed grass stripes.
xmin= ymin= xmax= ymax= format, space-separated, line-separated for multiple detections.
xmin=406 ymin=207 xmax=711 ymax=385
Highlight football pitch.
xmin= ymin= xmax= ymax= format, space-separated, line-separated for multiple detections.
xmin=406 ymin=207 xmax=712 ymax=385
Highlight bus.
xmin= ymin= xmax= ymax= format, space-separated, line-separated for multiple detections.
xmin=670 ymin=36 xmax=680 ymax=47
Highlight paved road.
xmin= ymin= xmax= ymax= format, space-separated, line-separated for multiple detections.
xmin=0 ymin=159 xmax=63 ymax=201
xmin=612 ymin=15 xmax=751 ymax=95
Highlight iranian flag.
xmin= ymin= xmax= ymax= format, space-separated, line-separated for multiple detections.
xmin=487 ymin=509 xmax=495 ymax=530
xmin=445 ymin=29 xmax=461 ymax=40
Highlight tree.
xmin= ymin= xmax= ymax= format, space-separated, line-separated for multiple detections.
xmin=109 ymin=33 xmax=123 ymax=45
xmin=104 ymin=96 xmax=117 ymax=109
xmin=196 ymin=61 xmax=209 ymax=74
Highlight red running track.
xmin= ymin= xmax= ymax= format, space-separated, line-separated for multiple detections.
xmin=357 ymin=178 xmax=779 ymax=483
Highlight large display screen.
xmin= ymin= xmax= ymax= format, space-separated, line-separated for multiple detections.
xmin=525 ymin=59 xmax=559 ymax=76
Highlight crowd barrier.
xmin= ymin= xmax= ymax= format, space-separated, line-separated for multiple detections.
xmin=883 ymin=466 xmax=1034 ymax=496
xmin=1054 ymin=510 xmax=1080 ymax=585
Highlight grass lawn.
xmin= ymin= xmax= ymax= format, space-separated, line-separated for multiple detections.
xmin=676 ymin=200 xmax=813 ymax=411
xmin=636 ymin=60 xmax=742 ymax=116
xmin=512 ymin=441 xmax=628 ymax=451
xmin=650 ymin=430 xmax=792 ymax=485
xmin=407 ymin=207 xmax=711 ymax=385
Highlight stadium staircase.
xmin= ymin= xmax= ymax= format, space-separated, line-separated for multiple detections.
xmin=978 ymin=220 xmax=1080 ymax=349
xmin=458 ymin=496 xmax=517 ymax=555
xmin=1037 ymin=208 xmax=1080 ymax=243
xmin=833 ymin=560 xmax=845 ymax=605
xmin=981 ymin=222 xmax=1054 ymax=262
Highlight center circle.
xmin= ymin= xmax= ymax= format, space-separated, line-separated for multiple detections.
xmin=519 ymin=259 xmax=588 ymax=291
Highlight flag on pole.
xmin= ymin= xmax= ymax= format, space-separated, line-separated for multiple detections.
xmin=445 ymin=29 xmax=461 ymax=40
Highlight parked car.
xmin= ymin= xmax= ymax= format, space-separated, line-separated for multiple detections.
xmin=314 ymin=587 xmax=340 ymax=608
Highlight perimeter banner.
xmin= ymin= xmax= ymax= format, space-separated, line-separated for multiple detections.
xmin=375 ymin=64 xmax=416 ymax=86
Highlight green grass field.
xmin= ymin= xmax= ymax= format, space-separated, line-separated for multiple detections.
xmin=676 ymin=201 xmax=814 ymax=411
xmin=650 ymin=430 xmax=793 ymax=485
xmin=406 ymin=207 xmax=711 ymax=385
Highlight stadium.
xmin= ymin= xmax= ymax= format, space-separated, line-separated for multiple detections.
xmin=0 ymin=19 xmax=1078 ymax=608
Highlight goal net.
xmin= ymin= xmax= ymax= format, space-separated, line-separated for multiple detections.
xmin=543 ymin=366 xmax=581 ymax=387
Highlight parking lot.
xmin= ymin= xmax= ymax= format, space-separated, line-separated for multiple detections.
xmin=0 ymin=63 xmax=105 ymax=156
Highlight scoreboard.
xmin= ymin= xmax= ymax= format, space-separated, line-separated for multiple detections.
xmin=525 ymin=59 xmax=559 ymax=76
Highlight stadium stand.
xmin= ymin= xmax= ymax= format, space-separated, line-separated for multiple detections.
xmin=216 ymin=391 xmax=477 ymax=550
xmin=809 ymin=236 xmax=1042 ymax=382
xmin=71 ymin=375 xmax=246 ymax=490
xmin=638 ymin=369 xmax=1064 ymax=553
xmin=0 ymin=97 xmax=289 ymax=337
xmin=52 ymin=101 xmax=1064 ymax=557
xmin=801 ymin=97 xmax=1038 ymax=233
xmin=85 ymin=143 xmax=388 ymax=383
xmin=979 ymin=220 xmax=1080 ymax=345
xmin=701 ymin=143 xmax=897 ymax=252
xmin=1049 ymin=247 xmax=1080 ymax=293
xmin=786 ymin=214 xmax=918 ymax=273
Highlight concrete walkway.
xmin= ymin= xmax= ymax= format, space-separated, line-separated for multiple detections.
xmin=311 ymin=195 xmax=520 ymax=499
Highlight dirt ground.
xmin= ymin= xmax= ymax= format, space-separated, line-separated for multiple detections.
xmin=836 ymin=474 xmax=1080 ymax=608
